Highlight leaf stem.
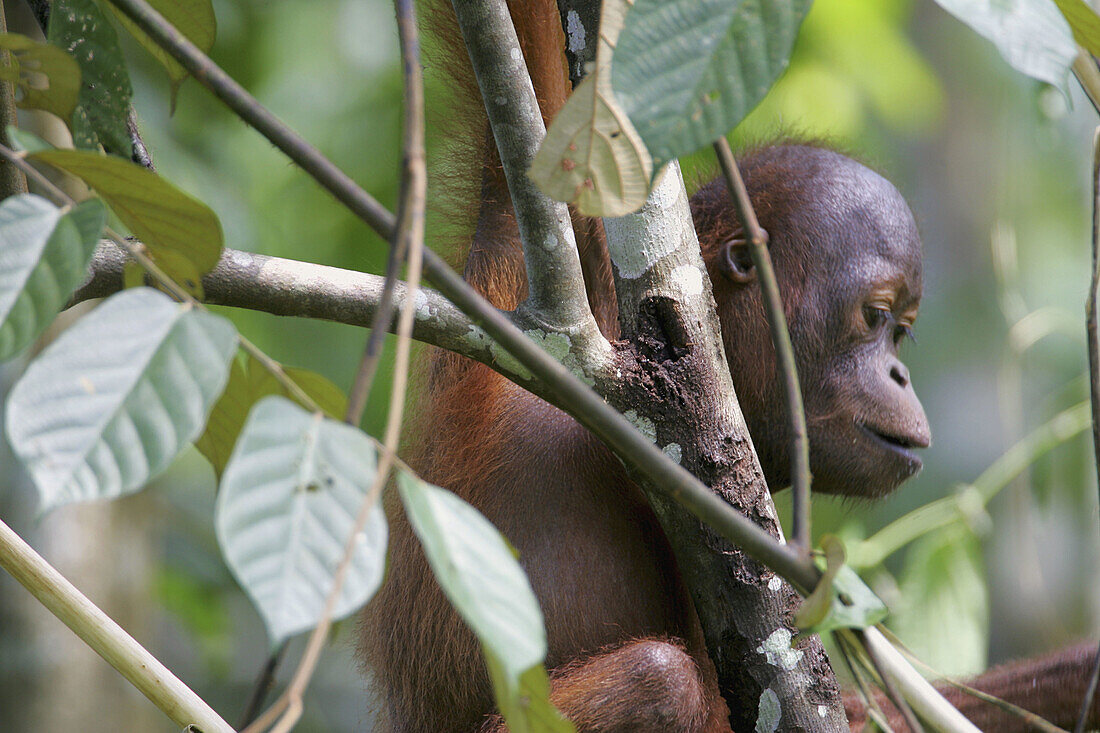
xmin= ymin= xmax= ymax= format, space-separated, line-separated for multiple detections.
xmin=713 ymin=136 xmax=811 ymax=550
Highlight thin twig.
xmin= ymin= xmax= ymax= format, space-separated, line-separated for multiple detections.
xmin=1077 ymin=126 xmax=1100 ymax=733
xmin=102 ymin=0 xmax=395 ymax=240
xmin=345 ymin=239 xmax=405 ymax=425
xmin=713 ymin=137 xmax=811 ymax=550
xmin=835 ymin=630 xmax=896 ymax=733
xmin=237 ymin=642 xmax=287 ymax=729
xmin=451 ymin=0 xmax=594 ymax=330
xmin=853 ymin=629 xmax=926 ymax=733
xmin=1073 ymin=51 xmax=1100 ymax=117
xmin=98 ymin=0 xmax=825 ymax=592
xmin=247 ymin=1 xmax=426 ymax=730
xmin=875 ymin=628 xmax=1069 ymax=733
xmin=0 ymin=519 xmax=234 ymax=733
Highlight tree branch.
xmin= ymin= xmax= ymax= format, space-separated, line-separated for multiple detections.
xmin=713 ymin=137 xmax=811 ymax=551
xmin=451 ymin=0 xmax=604 ymax=346
xmin=0 ymin=518 xmax=234 ymax=733
xmin=600 ymin=163 xmax=847 ymax=730
xmin=101 ymin=0 xmax=823 ymax=603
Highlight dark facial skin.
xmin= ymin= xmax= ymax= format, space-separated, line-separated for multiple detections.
xmin=695 ymin=145 xmax=931 ymax=497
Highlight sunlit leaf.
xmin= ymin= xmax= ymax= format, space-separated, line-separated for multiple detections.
xmin=195 ymin=353 xmax=347 ymax=478
xmin=0 ymin=33 xmax=80 ymax=120
xmin=0 ymin=195 xmax=104 ymax=361
xmin=48 ymin=0 xmax=133 ymax=154
xmin=29 ymin=148 xmax=223 ymax=286
xmin=612 ymin=0 xmax=812 ymax=169
xmin=216 ymin=396 xmax=387 ymax=647
xmin=5 ymin=287 xmax=237 ymax=512
xmin=891 ymin=527 xmax=988 ymax=676
xmin=1052 ymin=0 xmax=1100 ymax=57
xmin=106 ymin=0 xmax=216 ymax=107
xmin=932 ymin=0 xmax=1075 ymax=94
xmin=530 ymin=0 xmax=652 ymax=216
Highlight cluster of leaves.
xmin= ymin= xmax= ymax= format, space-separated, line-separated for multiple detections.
xmin=531 ymin=0 xmax=1100 ymax=218
xmin=0 ymin=2 xmax=570 ymax=730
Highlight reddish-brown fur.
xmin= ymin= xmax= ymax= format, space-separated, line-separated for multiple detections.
xmin=359 ymin=2 xmax=1098 ymax=731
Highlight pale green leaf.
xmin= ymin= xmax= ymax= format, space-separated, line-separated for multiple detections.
xmin=29 ymin=148 xmax=223 ymax=284
xmin=106 ymin=0 xmax=216 ymax=107
xmin=890 ymin=527 xmax=989 ymax=676
xmin=612 ymin=0 xmax=812 ymax=168
xmin=0 ymin=195 xmax=105 ymax=360
xmin=195 ymin=353 xmax=347 ymax=478
xmin=216 ymin=396 xmax=387 ymax=647
xmin=0 ymin=32 xmax=80 ymax=120
xmin=933 ymin=0 xmax=1075 ymax=93
xmin=48 ymin=0 xmax=133 ymax=154
xmin=398 ymin=471 xmax=546 ymax=680
xmin=796 ymin=536 xmax=887 ymax=636
xmin=5 ymin=287 xmax=237 ymax=512
xmin=530 ymin=0 xmax=652 ymax=216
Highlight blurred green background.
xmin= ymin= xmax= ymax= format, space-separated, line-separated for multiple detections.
xmin=1 ymin=0 xmax=1098 ymax=729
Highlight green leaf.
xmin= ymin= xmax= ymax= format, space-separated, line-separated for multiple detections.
xmin=485 ymin=650 xmax=574 ymax=733
xmin=398 ymin=472 xmax=549 ymax=683
xmin=1052 ymin=0 xmax=1100 ymax=57
xmin=195 ymin=353 xmax=348 ymax=478
xmin=0 ymin=33 xmax=81 ymax=120
xmin=48 ymin=0 xmax=134 ymax=155
xmin=890 ymin=527 xmax=989 ymax=676
xmin=28 ymin=148 xmax=223 ymax=286
xmin=5 ymin=287 xmax=237 ymax=512
xmin=611 ymin=0 xmax=812 ymax=169
xmin=932 ymin=0 xmax=1076 ymax=94
xmin=215 ymin=396 xmax=387 ymax=647
xmin=106 ymin=0 xmax=216 ymax=108
xmin=0 ymin=195 xmax=105 ymax=361
xmin=6 ymin=125 xmax=56 ymax=154
xmin=793 ymin=534 xmax=845 ymax=630
xmin=530 ymin=0 xmax=652 ymax=216
xmin=796 ymin=536 xmax=887 ymax=636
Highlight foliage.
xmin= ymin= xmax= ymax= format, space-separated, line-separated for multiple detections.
xmin=0 ymin=0 xmax=1097 ymax=730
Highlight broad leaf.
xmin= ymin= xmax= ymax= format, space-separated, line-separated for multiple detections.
xmin=216 ymin=396 xmax=387 ymax=647
xmin=398 ymin=472 xmax=545 ymax=678
xmin=48 ymin=0 xmax=134 ymax=155
xmin=195 ymin=353 xmax=347 ymax=477
xmin=400 ymin=472 xmax=568 ymax=731
xmin=891 ymin=527 xmax=988 ymax=676
xmin=612 ymin=0 xmax=812 ymax=169
xmin=29 ymin=148 xmax=223 ymax=289
xmin=0 ymin=33 xmax=80 ymax=120
xmin=0 ymin=195 xmax=105 ymax=361
xmin=6 ymin=287 xmax=237 ymax=512
xmin=530 ymin=0 xmax=652 ymax=216
xmin=933 ymin=0 xmax=1076 ymax=94
xmin=106 ymin=0 xmax=216 ymax=108
xmin=1053 ymin=0 xmax=1100 ymax=57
